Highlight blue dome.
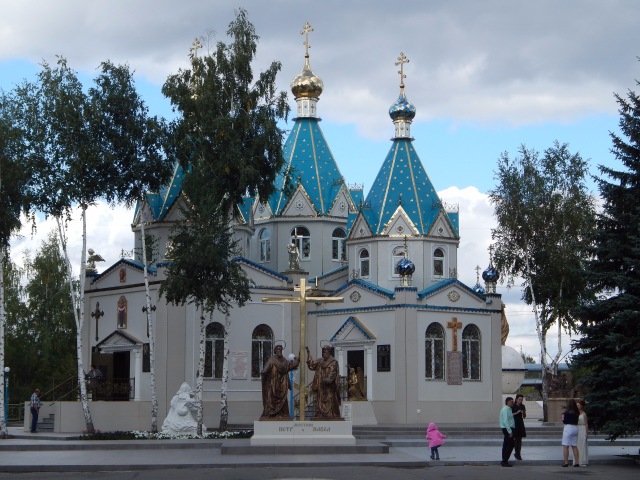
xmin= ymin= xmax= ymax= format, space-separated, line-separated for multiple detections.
xmin=395 ymin=257 xmax=416 ymax=277
xmin=482 ymin=265 xmax=499 ymax=283
xmin=389 ymin=92 xmax=416 ymax=121
xmin=472 ymin=282 xmax=486 ymax=294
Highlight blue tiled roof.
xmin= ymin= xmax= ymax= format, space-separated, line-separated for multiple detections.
xmin=417 ymin=278 xmax=485 ymax=300
xmin=332 ymin=278 xmax=395 ymax=299
xmin=363 ymin=138 xmax=447 ymax=235
xmin=269 ymin=118 xmax=346 ymax=215
xmin=93 ymin=258 xmax=157 ymax=283
xmin=316 ymin=265 xmax=348 ymax=280
xmin=134 ymin=162 xmax=185 ymax=223
xmin=237 ymin=197 xmax=254 ymax=224
xmin=231 ymin=256 xmax=289 ymax=281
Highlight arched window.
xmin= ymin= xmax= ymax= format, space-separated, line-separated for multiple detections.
xmin=433 ymin=248 xmax=445 ymax=277
xmin=392 ymin=246 xmax=405 ymax=277
xmin=332 ymin=228 xmax=347 ymax=262
xmin=251 ymin=324 xmax=273 ymax=378
xmin=205 ymin=322 xmax=224 ymax=379
xmin=425 ymin=323 xmax=445 ymax=380
xmin=290 ymin=226 xmax=311 ymax=260
xmin=259 ymin=229 xmax=270 ymax=262
xmin=359 ymin=248 xmax=370 ymax=277
xmin=462 ymin=324 xmax=481 ymax=380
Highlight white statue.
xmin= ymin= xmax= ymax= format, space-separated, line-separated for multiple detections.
xmin=287 ymin=243 xmax=300 ymax=270
xmin=161 ymin=382 xmax=204 ymax=435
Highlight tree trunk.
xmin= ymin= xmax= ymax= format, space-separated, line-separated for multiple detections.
xmin=219 ymin=313 xmax=230 ymax=431
xmin=57 ymin=209 xmax=94 ymax=433
xmin=195 ymin=307 xmax=206 ymax=436
xmin=0 ymin=247 xmax=7 ymax=438
xmin=140 ymin=220 xmax=158 ymax=433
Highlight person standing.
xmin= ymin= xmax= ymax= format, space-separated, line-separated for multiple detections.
xmin=562 ymin=398 xmax=580 ymax=467
xmin=426 ymin=422 xmax=447 ymax=460
xmin=29 ymin=388 xmax=41 ymax=433
xmin=576 ymin=399 xmax=589 ymax=466
xmin=512 ymin=393 xmax=527 ymax=460
xmin=499 ymin=396 xmax=515 ymax=467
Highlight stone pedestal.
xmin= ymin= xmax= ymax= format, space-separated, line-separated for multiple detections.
xmin=251 ymin=420 xmax=355 ymax=445
xmin=342 ymin=401 xmax=378 ymax=425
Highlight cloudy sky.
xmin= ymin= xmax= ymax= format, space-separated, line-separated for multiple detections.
xmin=3 ymin=0 xmax=639 ymax=361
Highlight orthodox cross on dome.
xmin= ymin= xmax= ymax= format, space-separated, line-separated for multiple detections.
xmin=395 ymin=52 xmax=409 ymax=90
xmin=488 ymin=244 xmax=495 ymax=263
xmin=262 ymin=278 xmax=343 ymax=420
xmin=300 ymin=21 xmax=314 ymax=58
xmin=475 ymin=264 xmax=481 ymax=283
xmin=189 ymin=37 xmax=203 ymax=60
xmin=447 ymin=317 xmax=463 ymax=352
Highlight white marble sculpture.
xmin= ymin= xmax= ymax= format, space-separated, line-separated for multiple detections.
xmin=161 ymin=382 xmax=205 ymax=435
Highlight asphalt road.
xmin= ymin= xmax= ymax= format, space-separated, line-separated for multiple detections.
xmin=0 ymin=464 xmax=637 ymax=480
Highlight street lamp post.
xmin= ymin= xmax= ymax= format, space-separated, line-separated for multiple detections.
xmin=3 ymin=367 xmax=9 ymax=426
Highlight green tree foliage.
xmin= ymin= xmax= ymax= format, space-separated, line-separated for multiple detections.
xmin=5 ymin=234 xmax=76 ymax=403
xmin=572 ymin=74 xmax=640 ymax=439
xmin=160 ymin=9 xmax=289 ymax=432
xmin=489 ymin=141 xmax=596 ymax=421
xmin=8 ymin=58 xmax=170 ymax=433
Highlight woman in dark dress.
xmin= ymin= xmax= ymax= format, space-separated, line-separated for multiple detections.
xmin=512 ymin=393 xmax=527 ymax=460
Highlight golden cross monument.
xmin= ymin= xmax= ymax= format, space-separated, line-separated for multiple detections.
xmin=395 ymin=52 xmax=409 ymax=90
xmin=447 ymin=317 xmax=463 ymax=352
xmin=262 ymin=277 xmax=343 ymax=420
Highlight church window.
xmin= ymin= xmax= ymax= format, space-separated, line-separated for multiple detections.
xmin=251 ymin=324 xmax=273 ymax=378
xmin=433 ymin=248 xmax=445 ymax=277
xmin=425 ymin=323 xmax=445 ymax=380
xmin=205 ymin=322 xmax=224 ymax=379
xmin=462 ymin=324 xmax=481 ymax=381
xmin=392 ymin=246 xmax=405 ymax=277
xmin=377 ymin=345 xmax=391 ymax=372
xmin=359 ymin=249 xmax=370 ymax=277
xmin=259 ymin=229 xmax=270 ymax=262
xmin=290 ymin=226 xmax=311 ymax=260
xmin=332 ymin=228 xmax=347 ymax=262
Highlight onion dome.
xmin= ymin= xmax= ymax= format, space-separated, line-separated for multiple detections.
xmin=389 ymin=92 xmax=416 ymax=122
xmin=291 ymin=58 xmax=324 ymax=99
xmin=472 ymin=282 xmax=485 ymax=294
xmin=482 ymin=265 xmax=499 ymax=283
xmin=395 ymin=257 xmax=416 ymax=277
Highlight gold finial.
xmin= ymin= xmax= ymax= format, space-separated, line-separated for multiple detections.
xmin=301 ymin=21 xmax=314 ymax=59
xmin=395 ymin=52 xmax=409 ymax=90
xmin=189 ymin=37 xmax=203 ymax=60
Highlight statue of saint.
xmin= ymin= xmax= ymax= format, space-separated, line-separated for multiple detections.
xmin=287 ymin=243 xmax=300 ymax=271
xmin=260 ymin=345 xmax=300 ymax=419
xmin=347 ymin=365 xmax=366 ymax=400
xmin=161 ymin=382 xmax=203 ymax=435
xmin=306 ymin=345 xmax=342 ymax=419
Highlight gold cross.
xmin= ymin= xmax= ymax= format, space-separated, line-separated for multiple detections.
xmin=447 ymin=317 xmax=463 ymax=352
xmin=300 ymin=21 xmax=314 ymax=58
xmin=262 ymin=278 xmax=343 ymax=420
xmin=189 ymin=37 xmax=203 ymax=59
xmin=395 ymin=52 xmax=409 ymax=89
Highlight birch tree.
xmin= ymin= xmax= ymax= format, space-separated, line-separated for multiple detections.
xmin=160 ymin=9 xmax=289 ymax=431
xmin=0 ymin=94 xmax=31 ymax=438
xmin=11 ymin=58 xmax=168 ymax=433
xmin=489 ymin=141 xmax=596 ymax=421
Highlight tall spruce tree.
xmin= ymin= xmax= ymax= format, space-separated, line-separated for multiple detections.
xmin=572 ymin=74 xmax=640 ymax=440
xmin=160 ymin=8 xmax=289 ymax=433
xmin=489 ymin=141 xmax=596 ymax=421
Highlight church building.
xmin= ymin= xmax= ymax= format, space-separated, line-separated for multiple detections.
xmin=79 ymin=29 xmax=504 ymax=431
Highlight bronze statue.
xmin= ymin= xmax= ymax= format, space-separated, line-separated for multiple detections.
xmin=260 ymin=345 xmax=299 ymax=419
xmin=347 ymin=365 xmax=366 ymax=400
xmin=306 ymin=345 xmax=342 ymax=419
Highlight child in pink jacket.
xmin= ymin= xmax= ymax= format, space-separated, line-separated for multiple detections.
xmin=426 ymin=422 xmax=447 ymax=460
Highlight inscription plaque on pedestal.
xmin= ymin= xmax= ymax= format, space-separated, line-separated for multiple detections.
xmin=231 ymin=351 xmax=248 ymax=379
xmin=447 ymin=351 xmax=463 ymax=385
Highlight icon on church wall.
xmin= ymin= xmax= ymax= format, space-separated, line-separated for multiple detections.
xmin=119 ymin=268 xmax=126 ymax=283
xmin=117 ymin=296 xmax=127 ymax=329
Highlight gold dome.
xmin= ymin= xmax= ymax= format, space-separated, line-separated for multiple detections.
xmin=291 ymin=58 xmax=324 ymax=99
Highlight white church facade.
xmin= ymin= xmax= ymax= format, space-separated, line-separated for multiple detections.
xmin=79 ymin=36 xmax=504 ymax=430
